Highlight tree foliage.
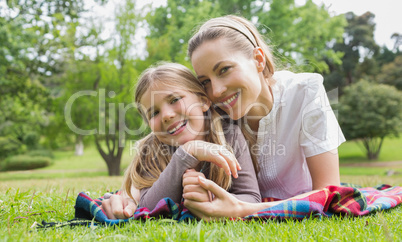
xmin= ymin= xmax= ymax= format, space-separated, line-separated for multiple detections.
xmin=338 ymin=81 xmax=402 ymax=160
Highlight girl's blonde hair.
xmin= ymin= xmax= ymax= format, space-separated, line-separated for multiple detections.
xmin=188 ymin=15 xmax=275 ymax=174
xmin=122 ymin=62 xmax=232 ymax=201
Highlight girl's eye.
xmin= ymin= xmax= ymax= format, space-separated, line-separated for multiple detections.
xmin=149 ymin=110 xmax=159 ymax=119
xmin=171 ymin=97 xmax=181 ymax=104
xmin=201 ymin=79 xmax=210 ymax=86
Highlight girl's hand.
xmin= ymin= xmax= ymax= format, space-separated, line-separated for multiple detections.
xmin=182 ymin=169 xmax=211 ymax=202
xmin=101 ymin=193 xmax=138 ymax=220
xmin=182 ymin=140 xmax=241 ymax=178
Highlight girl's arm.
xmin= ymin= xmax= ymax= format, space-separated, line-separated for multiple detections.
xmin=139 ymin=147 xmax=202 ymax=210
xmin=140 ymin=143 xmax=240 ymax=210
xmin=225 ymin=126 xmax=261 ymax=203
xmin=183 ymin=125 xmax=261 ymax=207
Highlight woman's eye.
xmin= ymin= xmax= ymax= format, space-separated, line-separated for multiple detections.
xmin=201 ymin=79 xmax=210 ymax=86
xmin=220 ymin=67 xmax=229 ymax=74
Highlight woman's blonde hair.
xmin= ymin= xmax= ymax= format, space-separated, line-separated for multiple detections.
xmin=122 ymin=62 xmax=232 ymax=201
xmin=188 ymin=15 xmax=276 ymax=173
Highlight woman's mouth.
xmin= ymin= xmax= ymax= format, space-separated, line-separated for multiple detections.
xmin=219 ymin=92 xmax=239 ymax=108
xmin=167 ymin=120 xmax=187 ymax=135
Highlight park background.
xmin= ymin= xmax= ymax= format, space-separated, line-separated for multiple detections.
xmin=1 ymin=0 xmax=402 ymax=240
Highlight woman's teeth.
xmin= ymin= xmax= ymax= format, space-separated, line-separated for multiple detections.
xmin=168 ymin=120 xmax=186 ymax=134
xmin=222 ymin=93 xmax=238 ymax=106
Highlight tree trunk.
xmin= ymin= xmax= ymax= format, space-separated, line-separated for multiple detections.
xmin=75 ymin=135 xmax=84 ymax=156
xmin=364 ymin=137 xmax=383 ymax=160
xmin=94 ymin=135 xmax=124 ymax=176
xmin=105 ymin=155 xmax=122 ymax=176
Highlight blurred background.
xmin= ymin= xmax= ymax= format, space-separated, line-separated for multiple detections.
xmin=1 ymin=0 xmax=401 ymax=180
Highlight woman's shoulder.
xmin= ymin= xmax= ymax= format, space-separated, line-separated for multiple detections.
xmin=273 ymin=70 xmax=324 ymax=101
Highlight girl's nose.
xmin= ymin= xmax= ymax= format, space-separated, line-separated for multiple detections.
xmin=162 ymin=108 xmax=175 ymax=123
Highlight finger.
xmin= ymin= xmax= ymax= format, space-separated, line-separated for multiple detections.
xmin=183 ymin=171 xmax=205 ymax=180
xmin=182 ymin=191 xmax=210 ymax=202
xmin=210 ymin=154 xmax=232 ymax=177
xmin=183 ymin=176 xmax=202 ymax=187
xmin=219 ymin=148 xmax=240 ymax=178
xmin=110 ymin=195 xmax=126 ymax=219
xmin=101 ymin=199 xmax=117 ymax=220
xmin=198 ymin=176 xmax=228 ymax=199
xmin=184 ymin=199 xmax=215 ymax=222
xmin=103 ymin=192 xmax=113 ymax=199
xmin=183 ymin=184 xmax=207 ymax=194
xmin=123 ymin=200 xmax=138 ymax=218
xmin=186 ymin=168 xmax=196 ymax=173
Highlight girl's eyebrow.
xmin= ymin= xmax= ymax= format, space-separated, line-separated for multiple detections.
xmin=197 ymin=61 xmax=225 ymax=79
xmin=145 ymin=93 xmax=178 ymax=117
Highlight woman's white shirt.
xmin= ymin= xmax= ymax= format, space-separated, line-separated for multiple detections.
xmin=254 ymin=71 xmax=346 ymax=199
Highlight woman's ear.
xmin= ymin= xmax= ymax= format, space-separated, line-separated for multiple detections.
xmin=201 ymin=96 xmax=212 ymax=112
xmin=253 ymin=47 xmax=265 ymax=72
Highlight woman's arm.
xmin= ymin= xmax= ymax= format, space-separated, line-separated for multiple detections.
xmin=185 ymin=148 xmax=341 ymax=220
xmin=306 ymin=149 xmax=340 ymax=190
xmin=184 ymin=176 xmax=320 ymax=221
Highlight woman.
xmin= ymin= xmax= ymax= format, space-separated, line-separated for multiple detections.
xmin=182 ymin=15 xmax=345 ymax=220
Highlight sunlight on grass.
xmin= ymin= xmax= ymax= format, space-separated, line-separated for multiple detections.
xmin=338 ymin=135 xmax=402 ymax=163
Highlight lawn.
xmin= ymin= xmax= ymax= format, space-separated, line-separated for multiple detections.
xmin=1 ymin=139 xmax=402 ymax=241
xmin=338 ymin=135 xmax=402 ymax=163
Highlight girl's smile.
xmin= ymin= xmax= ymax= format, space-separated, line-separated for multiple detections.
xmin=140 ymin=83 xmax=210 ymax=146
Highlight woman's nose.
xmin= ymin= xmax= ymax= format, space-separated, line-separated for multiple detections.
xmin=211 ymin=79 xmax=227 ymax=99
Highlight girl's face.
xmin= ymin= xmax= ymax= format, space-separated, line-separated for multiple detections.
xmin=140 ymin=83 xmax=211 ymax=146
xmin=191 ymin=38 xmax=271 ymax=120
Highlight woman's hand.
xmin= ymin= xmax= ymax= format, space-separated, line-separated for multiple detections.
xmin=101 ymin=193 xmax=138 ymax=220
xmin=182 ymin=169 xmax=211 ymax=202
xmin=183 ymin=176 xmax=248 ymax=221
xmin=182 ymin=140 xmax=241 ymax=178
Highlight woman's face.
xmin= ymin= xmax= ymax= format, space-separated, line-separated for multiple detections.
xmin=140 ymin=83 xmax=210 ymax=146
xmin=191 ymin=38 xmax=270 ymax=120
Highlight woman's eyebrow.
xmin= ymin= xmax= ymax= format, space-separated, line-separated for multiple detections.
xmin=197 ymin=61 xmax=225 ymax=79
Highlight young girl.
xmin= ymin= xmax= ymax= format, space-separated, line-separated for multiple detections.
xmin=183 ymin=15 xmax=346 ymax=220
xmin=101 ymin=62 xmax=260 ymax=219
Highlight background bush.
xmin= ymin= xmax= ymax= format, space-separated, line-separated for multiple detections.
xmin=1 ymin=155 xmax=52 ymax=171
xmin=0 ymin=136 xmax=26 ymax=160
xmin=26 ymin=149 xmax=54 ymax=159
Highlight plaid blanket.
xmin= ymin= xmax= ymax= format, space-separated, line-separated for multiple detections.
xmin=58 ymin=184 xmax=401 ymax=226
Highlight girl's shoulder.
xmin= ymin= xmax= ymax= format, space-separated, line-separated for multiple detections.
xmin=220 ymin=121 xmax=243 ymax=142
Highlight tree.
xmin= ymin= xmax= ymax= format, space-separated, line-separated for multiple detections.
xmin=257 ymin=0 xmax=346 ymax=73
xmin=0 ymin=0 xmax=87 ymax=152
xmin=59 ymin=0 xmax=143 ymax=176
xmin=337 ymin=81 xmax=402 ymax=160
xmin=323 ymin=11 xmax=379 ymax=92
xmin=377 ymin=55 xmax=402 ymax=91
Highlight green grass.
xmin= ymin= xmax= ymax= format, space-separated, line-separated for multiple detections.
xmin=1 ymin=176 xmax=401 ymax=241
xmin=339 ymin=135 xmax=402 ymax=163
xmin=1 ymin=140 xmax=402 ymax=241
xmin=0 ymin=144 xmax=134 ymax=181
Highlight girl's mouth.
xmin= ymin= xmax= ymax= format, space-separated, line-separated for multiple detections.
xmin=167 ymin=120 xmax=187 ymax=135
